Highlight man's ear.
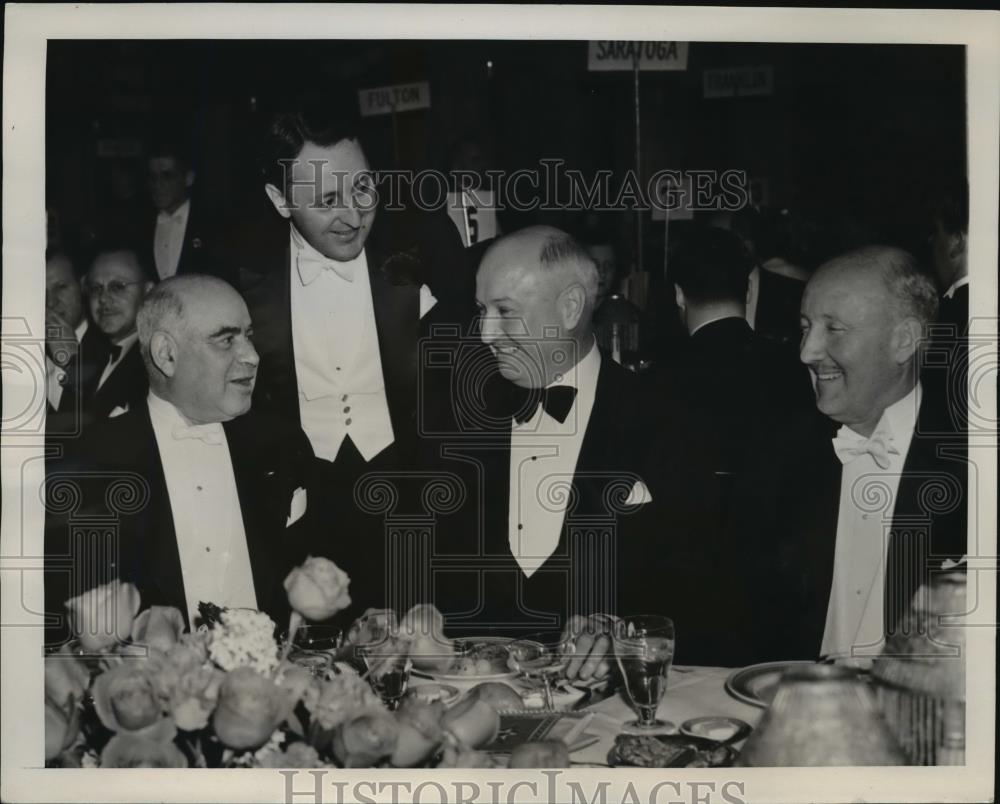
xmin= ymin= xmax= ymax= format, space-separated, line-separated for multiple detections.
xmin=892 ymin=316 xmax=924 ymax=364
xmin=184 ymin=170 xmax=196 ymax=190
xmin=947 ymin=230 xmax=967 ymax=262
xmin=558 ymin=283 xmax=587 ymax=331
xmin=264 ymin=183 xmax=291 ymax=220
xmin=149 ymin=331 xmax=179 ymax=378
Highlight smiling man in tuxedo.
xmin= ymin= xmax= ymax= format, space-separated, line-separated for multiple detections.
xmin=45 ymin=275 xmax=314 ymax=642
xmin=786 ymin=246 xmax=967 ymax=661
xmin=235 ymin=98 xmax=468 ymax=616
xmin=432 ymin=226 xmax=664 ymax=676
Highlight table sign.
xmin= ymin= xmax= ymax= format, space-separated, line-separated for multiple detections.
xmin=358 ymin=82 xmax=431 ymax=117
xmin=703 ymin=66 xmax=774 ymax=98
xmin=446 ymin=190 xmax=498 ymax=246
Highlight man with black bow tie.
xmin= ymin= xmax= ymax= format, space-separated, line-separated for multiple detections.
xmin=45 ymin=275 xmax=314 ymax=643
xmin=433 ymin=226 xmax=662 ymax=677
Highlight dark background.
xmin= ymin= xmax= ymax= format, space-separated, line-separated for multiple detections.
xmin=46 ymin=39 xmax=966 ymax=275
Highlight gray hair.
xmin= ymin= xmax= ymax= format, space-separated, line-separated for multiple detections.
xmin=537 ymin=231 xmax=600 ymax=307
xmin=839 ymin=246 xmax=939 ymax=329
xmin=136 ymin=279 xmax=185 ymax=368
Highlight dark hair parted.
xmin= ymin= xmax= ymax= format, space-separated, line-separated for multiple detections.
xmin=262 ymin=92 xmax=364 ymax=191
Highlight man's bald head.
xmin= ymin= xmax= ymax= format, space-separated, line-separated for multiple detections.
xmin=800 ymin=246 xmax=936 ymax=436
xmin=476 ymin=226 xmax=599 ymax=388
xmin=138 ymin=275 xmax=259 ymax=423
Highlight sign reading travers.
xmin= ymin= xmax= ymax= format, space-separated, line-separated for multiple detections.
xmin=588 ymin=41 xmax=689 ymax=71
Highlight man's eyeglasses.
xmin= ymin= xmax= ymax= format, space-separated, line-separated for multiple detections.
xmin=83 ymin=280 xmax=144 ymax=299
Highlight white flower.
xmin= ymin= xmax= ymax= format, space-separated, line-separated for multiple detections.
xmin=208 ymin=609 xmax=279 ymax=675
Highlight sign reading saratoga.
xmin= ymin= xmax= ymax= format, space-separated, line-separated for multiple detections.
xmin=588 ymin=41 xmax=689 ymax=71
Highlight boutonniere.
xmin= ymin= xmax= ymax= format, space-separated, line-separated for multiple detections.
xmin=191 ymin=238 xmax=202 ymax=250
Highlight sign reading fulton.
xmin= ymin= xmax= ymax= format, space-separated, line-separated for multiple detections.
xmin=588 ymin=41 xmax=689 ymax=71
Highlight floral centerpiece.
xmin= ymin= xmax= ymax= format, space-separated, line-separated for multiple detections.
xmin=45 ymin=559 xmax=502 ymax=768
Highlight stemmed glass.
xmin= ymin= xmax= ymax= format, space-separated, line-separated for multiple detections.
xmin=613 ymin=615 xmax=676 ymax=732
xmin=507 ymin=632 xmax=574 ymax=710
xmin=351 ymin=611 xmax=412 ymax=710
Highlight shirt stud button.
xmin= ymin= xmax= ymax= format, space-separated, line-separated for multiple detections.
xmin=531 ymin=456 xmax=537 ymax=461
xmin=343 ymin=406 xmax=350 ymax=413
xmin=342 ymin=395 xmax=348 ymax=402
xmin=196 ymin=485 xmax=203 ymax=491
xmin=518 ymin=523 xmax=523 ymax=530
xmin=345 ymin=418 xmax=352 ymax=425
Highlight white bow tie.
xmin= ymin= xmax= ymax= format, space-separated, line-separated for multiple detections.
xmin=297 ymin=254 xmax=355 ymax=285
xmin=831 ymin=427 xmax=899 ymax=470
xmin=172 ymin=422 xmax=224 ymax=446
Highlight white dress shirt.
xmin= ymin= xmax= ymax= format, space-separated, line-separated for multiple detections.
xmin=508 ymin=340 xmax=600 ymax=577
xmin=289 ymin=225 xmax=394 ymax=462
xmin=821 ymin=383 xmax=921 ymax=660
xmin=96 ymin=331 xmax=139 ymax=391
xmin=153 ymin=199 xmax=190 ymax=280
xmin=147 ymin=392 xmax=257 ymax=624
xmin=46 ymin=318 xmax=89 ymax=410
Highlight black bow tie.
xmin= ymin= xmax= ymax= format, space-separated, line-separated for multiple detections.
xmin=512 ymin=385 xmax=578 ymax=424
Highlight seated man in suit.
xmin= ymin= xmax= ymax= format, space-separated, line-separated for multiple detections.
xmin=84 ymin=244 xmax=156 ymax=421
xmin=785 ymin=245 xmax=967 ymax=662
xmin=45 ymin=247 xmax=109 ymax=437
xmin=434 ymin=226 xmax=663 ymax=674
xmin=45 ymin=275 xmax=314 ymax=645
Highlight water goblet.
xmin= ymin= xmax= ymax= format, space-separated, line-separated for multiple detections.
xmin=507 ymin=632 xmax=573 ymax=710
xmin=613 ymin=615 xmax=675 ymax=731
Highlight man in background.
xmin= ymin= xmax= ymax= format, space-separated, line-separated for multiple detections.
xmin=84 ymin=244 xmax=155 ymax=420
xmin=45 ymin=247 xmax=109 ymax=436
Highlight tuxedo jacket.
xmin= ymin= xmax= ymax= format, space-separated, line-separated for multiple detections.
xmin=45 ymin=404 xmax=315 ymax=643
xmin=237 ymin=208 xmax=470 ymax=466
xmin=46 ymin=325 xmax=111 ymax=437
xmin=140 ymin=199 xmax=231 ymax=284
xmin=431 ymin=355 xmax=667 ymax=639
xmin=88 ymin=344 xmax=149 ymax=422
xmin=749 ymin=396 xmax=968 ymax=661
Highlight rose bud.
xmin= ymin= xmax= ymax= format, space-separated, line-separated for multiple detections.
xmin=331 ymin=710 xmax=400 ymax=768
xmin=390 ymin=698 xmax=445 ymax=767
xmin=130 ymin=606 xmax=185 ymax=653
xmin=65 ymin=580 xmax=141 ymax=653
xmin=508 ymin=740 xmax=571 ymax=768
xmin=100 ymin=733 xmax=188 ymax=768
xmin=45 ymin=697 xmax=80 ymax=761
xmin=212 ymin=667 xmax=286 ymax=751
xmin=441 ymin=696 xmax=500 ymax=749
xmin=284 ymin=556 xmax=352 ymax=621
xmin=91 ymin=663 xmax=165 ymax=734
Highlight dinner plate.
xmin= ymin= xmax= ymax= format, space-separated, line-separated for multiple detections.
xmin=414 ymin=636 xmax=520 ymax=682
xmin=724 ymin=660 xmax=816 ymax=708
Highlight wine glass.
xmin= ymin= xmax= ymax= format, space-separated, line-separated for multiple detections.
xmin=507 ymin=632 xmax=573 ymax=710
xmin=358 ymin=634 xmax=412 ymax=710
xmin=613 ymin=615 xmax=676 ymax=732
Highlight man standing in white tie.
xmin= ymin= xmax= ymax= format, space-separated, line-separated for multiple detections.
xmin=797 ymin=246 xmax=967 ymax=662
xmin=45 ymin=275 xmax=315 ymax=640
xmin=237 ymin=98 xmax=469 ymax=617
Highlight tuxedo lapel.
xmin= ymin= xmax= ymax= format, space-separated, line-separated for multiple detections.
xmin=244 ymin=243 xmax=300 ymax=425
xmin=109 ymin=407 xmax=187 ymax=617
xmin=222 ymin=416 xmax=287 ymax=618
xmin=91 ymin=346 xmax=148 ymax=418
xmin=368 ymin=260 xmax=420 ymax=449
